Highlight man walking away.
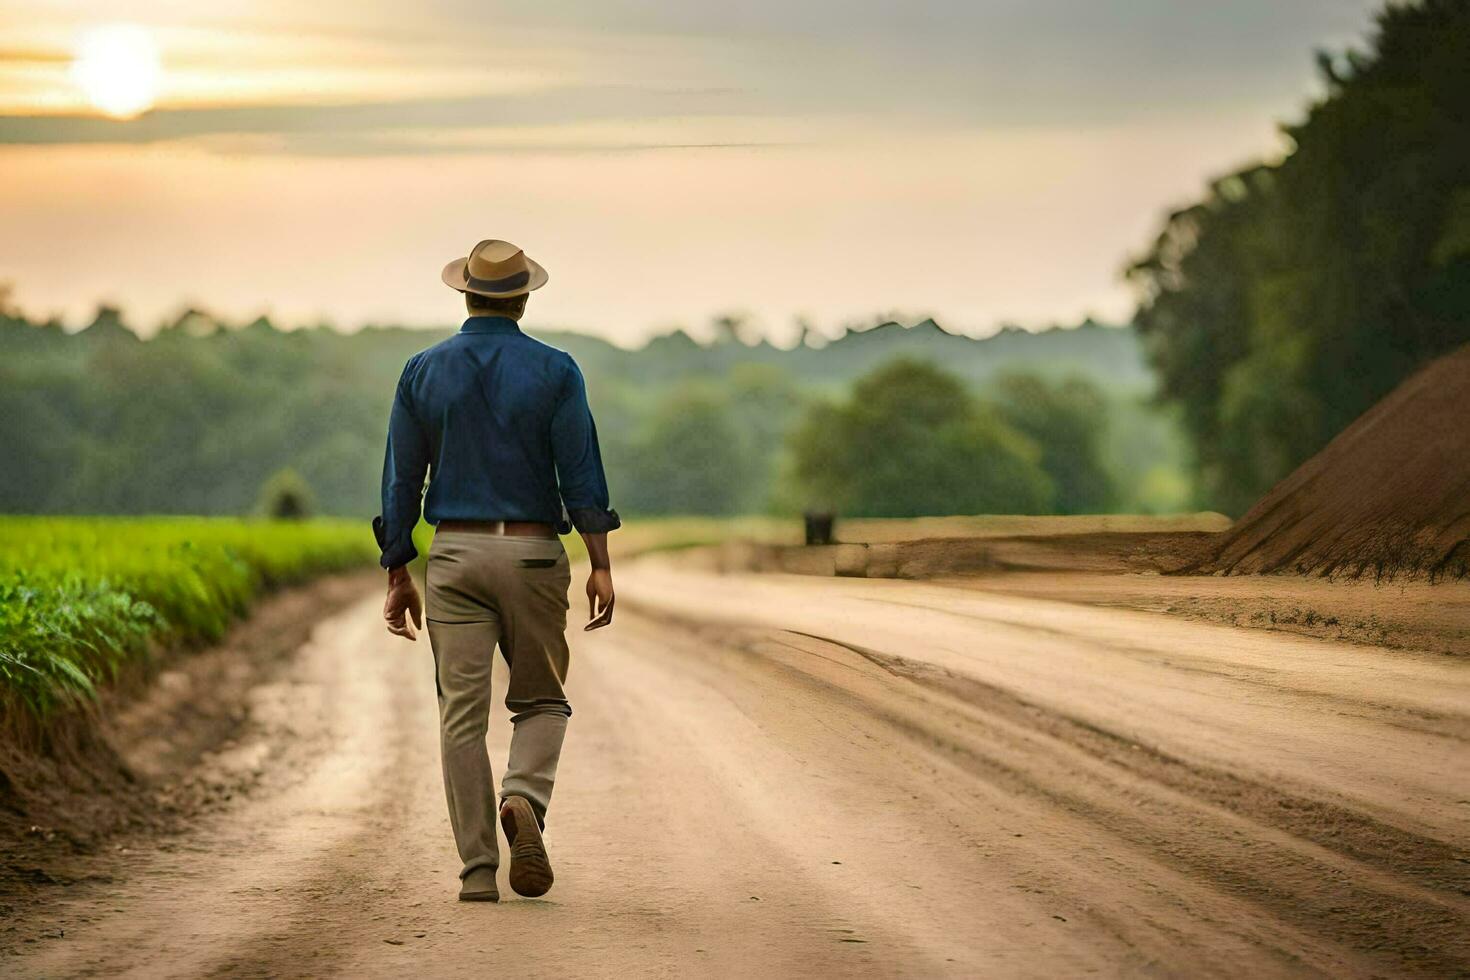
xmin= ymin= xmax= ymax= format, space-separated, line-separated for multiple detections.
xmin=374 ymin=239 xmax=620 ymax=903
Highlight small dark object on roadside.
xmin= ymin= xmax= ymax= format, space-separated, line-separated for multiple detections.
xmin=804 ymin=512 xmax=835 ymax=546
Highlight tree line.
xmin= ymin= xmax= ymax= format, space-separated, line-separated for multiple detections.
xmin=0 ymin=300 xmax=1189 ymax=521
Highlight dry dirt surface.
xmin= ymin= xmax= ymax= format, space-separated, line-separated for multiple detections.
xmin=955 ymin=570 xmax=1470 ymax=658
xmin=4 ymin=557 xmax=1467 ymax=978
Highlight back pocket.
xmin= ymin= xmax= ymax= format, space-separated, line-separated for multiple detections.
xmin=517 ymin=557 xmax=560 ymax=569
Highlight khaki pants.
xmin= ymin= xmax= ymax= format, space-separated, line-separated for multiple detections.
xmin=425 ymin=530 xmax=573 ymax=880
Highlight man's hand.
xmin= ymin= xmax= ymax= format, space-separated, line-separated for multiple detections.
xmin=384 ymin=565 xmax=423 ymax=640
xmin=585 ymin=567 xmax=615 ymax=631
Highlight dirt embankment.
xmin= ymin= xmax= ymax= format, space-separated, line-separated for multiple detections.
xmin=686 ymin=508 xmax=1466 ymax=657
xmin=1198 ymin=343 xmax=1470 ymax=579
xmin=700 ymin=514 xmax=1231 ymax=580
xmin=0 ymin=570 xmax=376 ymax=910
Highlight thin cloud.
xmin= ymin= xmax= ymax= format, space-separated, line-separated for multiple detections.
xmin=0 ymin=87 xmax=764 ymax=147
xmin=0 ymin=47 xmax=70 ymax=64
xmin=200 ymin=130 xmax=793 ymax=157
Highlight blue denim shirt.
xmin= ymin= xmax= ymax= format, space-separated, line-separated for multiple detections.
xmin=373 ymin=316 xmax=620 ymax=568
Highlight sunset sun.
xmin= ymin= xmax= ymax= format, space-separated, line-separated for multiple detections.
xmin=71 ymin=25 xmax=161 ymax=118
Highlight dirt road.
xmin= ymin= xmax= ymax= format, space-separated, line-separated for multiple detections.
xmin=8 ymin=557 xmax=1468 ymax=978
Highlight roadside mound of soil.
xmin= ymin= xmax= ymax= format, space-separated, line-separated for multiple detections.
xmin=1201 ymin=344 xmax=1470 ymax=579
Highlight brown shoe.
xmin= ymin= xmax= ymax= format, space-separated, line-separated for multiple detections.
xmin=459 ymin=865 xmax=500 ymax=902
xmin=499 ymin=796 xmax=554 ymax=897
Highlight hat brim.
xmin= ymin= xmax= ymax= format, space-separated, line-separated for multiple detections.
xmin=441 ymin=255 xmax=549 ymax=297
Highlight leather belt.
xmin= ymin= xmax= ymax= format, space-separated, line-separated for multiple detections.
xmin=437 ymin=520 xmax=557 ymax=539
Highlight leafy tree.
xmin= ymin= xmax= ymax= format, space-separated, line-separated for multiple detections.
xmin=618 ymin=383 xmax=761 ymax=516
xmin=726 ymin=363 xmax=806 ymax=507
xmin=1128 ymin=0 xmax=1470 ymax=513
xmin=989 ymin=373 xmax=1116 ymax=514
xmin=787 ymin=359 xmax=1053 ymax=517
xmin=1101 ymin=395 xmax=1195 ymax=515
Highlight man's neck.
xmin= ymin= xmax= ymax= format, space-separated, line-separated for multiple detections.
xmin=460 ymin=316 xmax=522 ymax=334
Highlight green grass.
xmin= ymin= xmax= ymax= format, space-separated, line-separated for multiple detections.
xmin=0 ymin=517 xmax=376 ymax=722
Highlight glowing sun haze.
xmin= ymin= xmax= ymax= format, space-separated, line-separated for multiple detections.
xmin=0 ymin=0 xmax=1385 ymax=345
xmin=70 ymin=24 xmax=161 ymax=119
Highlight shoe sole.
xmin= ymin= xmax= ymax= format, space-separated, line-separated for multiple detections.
xmin=500 ymin=798 xmax=554 ymax=898
xmin=458 ymin=889 xmax=500 ymax=903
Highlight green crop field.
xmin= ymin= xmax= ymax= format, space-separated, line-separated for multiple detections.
xmin=0 ymin=517 xmax=376 ymax=722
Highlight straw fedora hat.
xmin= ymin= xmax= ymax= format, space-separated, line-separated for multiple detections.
xmin=441 ymin=239 xmax=549 ymax=298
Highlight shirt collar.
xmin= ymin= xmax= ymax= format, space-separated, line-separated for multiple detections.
xmin=459 ymin=316 xmax=522 ymax=335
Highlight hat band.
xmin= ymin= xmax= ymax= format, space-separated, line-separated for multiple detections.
xmin=466 ymin=268 xmax=530 ymax=293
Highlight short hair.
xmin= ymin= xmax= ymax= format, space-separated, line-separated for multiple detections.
xmin=465 ymin=290 xmax=528 ymax=320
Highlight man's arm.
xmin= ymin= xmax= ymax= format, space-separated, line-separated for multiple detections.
xmin=550 ymin=359 xmax=620 ymax=630
xmin=384 ymin=564 xmax=423 ymax=640
xmin=377 ymin=369 xmax=429 ymax=640
xmin=580 ymin=531 xmax=614 ymax=630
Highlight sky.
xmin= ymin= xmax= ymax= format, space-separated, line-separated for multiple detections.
xmin=0 ymin=0 xmax=1384 ymax=346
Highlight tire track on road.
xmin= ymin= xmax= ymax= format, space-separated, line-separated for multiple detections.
xmin=625 ymin=600 xmax=1469 ymax=977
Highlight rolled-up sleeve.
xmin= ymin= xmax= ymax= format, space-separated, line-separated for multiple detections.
xmin=550 ymin=358 xmax=620 ymax=534
xmin=374 ymin=366 xmax=431 ymax=568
